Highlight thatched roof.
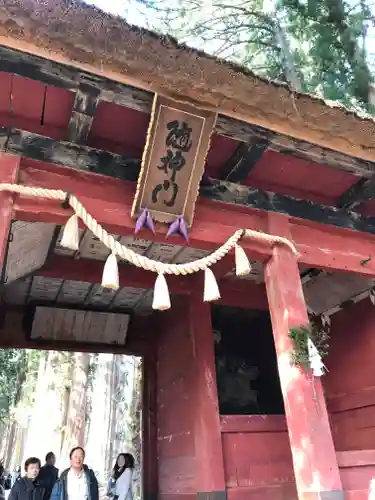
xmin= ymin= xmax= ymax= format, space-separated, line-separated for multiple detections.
xmin=0 ymin=0 xmax=375 ymax=162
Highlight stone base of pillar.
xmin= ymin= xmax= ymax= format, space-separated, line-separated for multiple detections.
xmin=196 ymin=490 xmax=227 ymax=500
xmin=301 ymin=490 xmax=345 ymax=500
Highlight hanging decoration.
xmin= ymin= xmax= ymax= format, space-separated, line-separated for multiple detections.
xmin=0 ymin=183 xmax=298 ymax=311
xmin=134 ymin=208 xmax=155 ymax=235
xmin=166 ymin=215 xmax=189 ymax=242
xmin=131 ymin=94 xmax=217 ymax=228
xmin=289 ymin=321 xmax=329 ymax=376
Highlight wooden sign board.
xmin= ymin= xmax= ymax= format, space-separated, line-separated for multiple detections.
xmin=132 ymin=95 xmax=217 ymax=227
xmin=30 ymin=307 xmax=131 ymax=345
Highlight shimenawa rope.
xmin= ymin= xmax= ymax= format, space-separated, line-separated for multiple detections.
xmin=0 ymin=183 xmax=297 ymax=275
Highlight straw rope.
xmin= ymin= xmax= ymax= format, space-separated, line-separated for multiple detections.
xmin=1 ymin=183 xmax=298 ymax=275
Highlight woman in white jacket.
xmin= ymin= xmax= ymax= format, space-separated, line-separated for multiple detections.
xmin=107 ymin=454 xmax=134 ymax=500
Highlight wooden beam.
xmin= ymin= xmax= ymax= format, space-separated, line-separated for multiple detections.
xmin=3 ymin=127 xmax=375 ymax=237
xmin=220 ymin=138 xmax=269 ymax=182
xmin=41 ymin=255 xmax=192 ymax=293
xmin=38 ymin=255 xmax=269 ymax=310
xmin=0 ymin=45 xmax=373 ymax=177
xmin=0 ymin=127 xmax=140 ymax=181
xmin=14 ymin=161 xmax=375 ymax=277
xmin=188 ymin=295 xmax=226 ymax=498
xmin=67 ymin=81 xmax=101 ymax=144
xmin=201 ymin=177 xmax=375 ymax=236
xmin=0 ymin=309 xmax=148 ymax=356
xmin=337 ymin=177 xmax=375 ymax=210
xmin=0 ymin=153 xmax=20 ymax=277
xmin=264 ymin=214 xmax=343 ymax=500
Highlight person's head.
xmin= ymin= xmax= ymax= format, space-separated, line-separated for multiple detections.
xmin=69 ymin=447 xmax=85 ymax=471
xmin=112 ymin=453 xmax=134 ymax=479
xmin=15 ymin=466 xmax=21 ymax=473
xmin=24 ymin=458 xmax=41 ymax=480
xmin=45 ymin=452 xmax=55 ymax=466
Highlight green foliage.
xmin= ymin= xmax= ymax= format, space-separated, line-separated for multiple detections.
xmin=0 ymin=349 xmax=26 ymax=422
xmin=289 ymin=321 xmax=330 ymax=366
xmin=145 ymin=0 xmax=374 ymax=109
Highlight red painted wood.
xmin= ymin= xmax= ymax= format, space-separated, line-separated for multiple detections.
xmin=142 ymin=348 xmax=158 ymax=499
xmin=0 ymin=73 xmax=12 ymax=114
xmin=40 ymin=255 xmax=268 ymax=309
xmin=189 ymin=293 xmax=226 ymax=494
xmin=156 ymin=300 xmax=197 ymax=496
xmin=337 ymin=450 xmax=375 ymax=468
xmin=10 ymin=75 xmax=45 ymax=121
xmin=43 ymin=86 xmax=75 ymax=129
xmin=324 ymin=299 xmax=375 ymax=454
xmin=245 ymin=150 xmax=357 ymax=205
xmin=222 ymin=431 xmax=294 ymax=488
xmin=264 ymin=213 xmax=342 ymax=498
xmin=0 ymin=310 xmax=147 ymax=355
xmin=220 ymin=414 xmax=287 ymax=433
xmin=0 ymin=153 xmax=20 ymax=268
xmin=15 ymin=159 xmax=375 ymax=276
xmin=226 ymin=482 xmax=297 ymax=500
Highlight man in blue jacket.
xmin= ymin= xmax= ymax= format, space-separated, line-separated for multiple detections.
xmin=50 ymin=448 xmax=98 ymax=500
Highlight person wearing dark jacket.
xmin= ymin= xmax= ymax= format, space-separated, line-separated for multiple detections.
xmin=8 ymin=457 xmax=46 ymax=500
xmin=38 ymin=452 xmax=58 ymax=500
xmin=50 ymin=447 xmax=98 ymax=500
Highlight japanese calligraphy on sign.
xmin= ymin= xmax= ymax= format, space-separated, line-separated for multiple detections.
xmin=132 ymin=95 xmax=217 ymax=227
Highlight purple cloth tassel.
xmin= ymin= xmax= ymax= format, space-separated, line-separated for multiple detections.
xmin=166 ymin=217 xmax=181 ymax=238
xmin=145 ymin=210 xmax=156 ymax=234
xmin=135 ymin=208 xmax=147 ymax=234
xmin=178 ymin=216 xmax=189 ymax=243
xmin=166 ymin=216 xmax=189 ymax=243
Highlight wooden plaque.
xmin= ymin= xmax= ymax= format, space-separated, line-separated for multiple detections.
xmin=132 ymin=95 xmax=217 ymax=227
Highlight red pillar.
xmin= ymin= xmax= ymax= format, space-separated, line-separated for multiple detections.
xmin=264 ymin=214 xmax=343 ymax=500
xmin=189 ymin=292 xmax=227 ymax=500
xmin=0 ymin=153 xmax=20 ymax=270
xmin=142 ymin=348 xmax=158 ymax=500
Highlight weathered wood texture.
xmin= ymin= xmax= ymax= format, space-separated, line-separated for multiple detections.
xmin=0 ymin=127 xmax=141 ymax=181
xmin=220 ymin=415 xmax=296 ymax=500
xmin=337 ymin=449 xmax=375 ymax=495
xmin=337 ymin=177 xmax=375 ymax=210
xmin=1 ymin=6 xmax=375 ymax=164
xmin=0 ymin=153 xmax=20 ymax=276
xmin=0 ymin=309 xmax=150 ymax=356
xmin=16 ymin=161 xmax=375 ymax=278
xmin=325 ymin=299 xmax=375 ymax=452
xmin=2 ymin=128 xmax=375 ymax=237
xmin=0 ymin=45 xmax=373 ymax=176
xmin=67 ymin=82 xmax=101 ymax=143
xmin=142 ymin=348 xmax=158 ymax=500
xmin=30 ymin=306 xmax=130 ymax=344
xmin=189 ymin=294 xmax=226 ymax=495
xmin=220 ymin=139 xmax=269 ymax=182
xmin=264 ymin=215 xmax=342 ymax=500
xmin=156 ymin=301 xmax=196 ymax=499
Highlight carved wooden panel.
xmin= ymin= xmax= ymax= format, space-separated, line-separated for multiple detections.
xmin=112 ymin=287 xmax=146 ymax=309
xmin=174 ymin=247 xmax=210 ymax=264
xmin=87 ymin=284 xmax=117 ymax=306
xmin=78 ymin=231 xmax=118 ymax=261
xmin=29 ymin=276 xmax=63 ymax=302
xmin=55 ymin=226 xmax=84 ymax=257
xmin=30 ymin=307 xmax=131 ymax=344
xmin=58 ymin=280 xmax=92 ymax=304
xmin=303 ymin=272 xmax=375 ymax=314
xmin=2 ymin=276 xmax=32 ymax=305
xmin=4 ymin=222 xmax=55 ymax=284
xmin=117 ymin=236 xmax=152 ymax=263
xmin=146 ymin=243 xmax=182 ymax=263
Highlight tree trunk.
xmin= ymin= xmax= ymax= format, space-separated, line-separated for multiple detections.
xmin=60 ymin=352 xmax=90 ymax=467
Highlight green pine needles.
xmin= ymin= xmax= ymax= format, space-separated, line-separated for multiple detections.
xmin=289 ymin=320 xmax=330 ymax=367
